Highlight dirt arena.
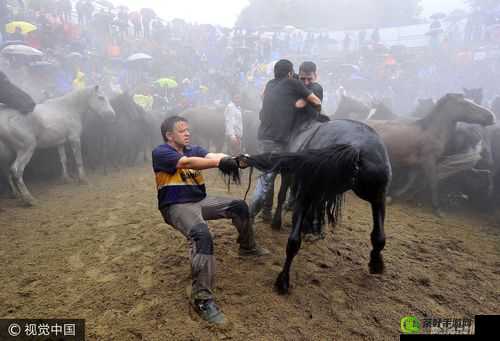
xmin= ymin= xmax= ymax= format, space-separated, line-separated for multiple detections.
xmin=0 ymin=165 xmax=499 ymax=340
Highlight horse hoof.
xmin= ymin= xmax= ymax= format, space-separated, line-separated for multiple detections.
xmin=274 ymin=273 xmax=289 ymax=295
xmin=386 ymin=196 xmax=393 ymax=205
xmin=23 ymin=198 xmax=37 ymax=207
xmin=369 ymin=257 xmax=385 ymax=275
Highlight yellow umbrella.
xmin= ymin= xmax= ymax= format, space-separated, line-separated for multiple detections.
xmin=5 ymin=21 xmax=37 ymax=35
xmin=154 ymin=78 xmax=178 ymax=88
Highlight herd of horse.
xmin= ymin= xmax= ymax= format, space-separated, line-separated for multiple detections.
xmin=1 ymin=70 xmax=498 ymax=294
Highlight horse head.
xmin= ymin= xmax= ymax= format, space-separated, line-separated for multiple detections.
xmin=334 ymin=94 xmax=370 ymax=120
xmin=369 ymin=100 xmax=396 ymax=120
xmin=463 ymin=87 xmax=483 ymax=105
xmin=111 ymin=92 xmax=145 ymax=121
xmin=437 ymin=93 xmax=495 ymax=126
xmin=88 ymin=85 xmax=115 ymax=121
xmin=413 ymin=98 xmax=435 ymax=118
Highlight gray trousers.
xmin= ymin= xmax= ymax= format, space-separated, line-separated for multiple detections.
xmin=249 ymin=140 xmax=287 ymax=218
xmin=160 ymin=196 xmax=256 ymax=301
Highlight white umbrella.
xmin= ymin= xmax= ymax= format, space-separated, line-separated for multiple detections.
xmin=1 ymin=44 xmax=43 ymax=56
xmin=126 ymin=53 xmax=152 ymax=62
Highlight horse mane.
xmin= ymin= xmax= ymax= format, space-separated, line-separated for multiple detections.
xmin=111 ymin=93 xmax=143 ymax=120
xmin=416 ymin=94 xmax=460 ymax=129
xmin=335 ymin=95 xmax=370 ymax=119
xmin=240 ymin=144 xmax=360 ymax=226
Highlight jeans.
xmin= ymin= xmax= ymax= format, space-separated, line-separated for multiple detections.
xmin=249 ymin=140 xmax=287 ymax=219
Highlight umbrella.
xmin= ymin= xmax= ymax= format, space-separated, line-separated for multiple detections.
xmin=126 ymin=53 xmax=152 ymax=62
xmin=154 ymin=78 xmax=178 ymax=88
xmin=1 ymin=44 xmax=43 ymax=56
xmin=0 ymin=40 xmax=28 ymax=50
xmin=5 ymin=21 xmax=37 ymax=34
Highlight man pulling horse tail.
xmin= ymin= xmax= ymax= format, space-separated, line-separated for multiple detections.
xmin=0 ymin=71 xmax=36 ymax=114
xmin=152 ymin=115 xmax=270 ymax=324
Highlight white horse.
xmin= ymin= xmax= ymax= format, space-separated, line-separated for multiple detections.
xmin=0 ymin=86 xmax=115 ymax=205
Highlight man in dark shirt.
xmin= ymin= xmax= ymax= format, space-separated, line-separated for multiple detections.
xmin=152 ymin=116 xmax=269 ymax=324
xmin=296 ymin=61 xmax=329 ymax=241
xmin=249 ymin=59 xmax=321 ymax=223
xmin=296 ymin=61 xmax=325 ymax=124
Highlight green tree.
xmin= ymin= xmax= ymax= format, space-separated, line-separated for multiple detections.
xmin=236 ymin=0 xmax=423 ymax=30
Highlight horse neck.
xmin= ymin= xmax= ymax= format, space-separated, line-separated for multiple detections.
xmin=419 ymin=102 xmax=459 ymax=147
xmin=58 ymin=88 xmax=93 ymax=118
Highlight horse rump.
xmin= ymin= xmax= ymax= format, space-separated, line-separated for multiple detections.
xmin=241 ymin=144 xmax=361 ymax=225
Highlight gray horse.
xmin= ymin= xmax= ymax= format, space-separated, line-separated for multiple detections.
xmin=0 ymin=86 xmax=115 ymax=205
xmin=368 ymin=94 xmax=495 ymax=215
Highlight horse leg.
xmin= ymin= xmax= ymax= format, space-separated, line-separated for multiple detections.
xmin=69 ymin=139 xmax=88 ymax=184
xmin=275 ymin=206 xmax=305 ymax=295
xmin=7 ymin=173 xmax=20 ymax=199
xmin=311 ymin=204 xmax=325 ymax=239
xmin=10 ymin=145 xmax=36 ymax=206
xmin=271 ymin=174 xmax=289 ymax=230
xmin=57 ymin=144 xmax=72 ymax=183
xmin=423 ymin=161 xmax=442 ymax=216
xmin=368 ymin=196 xmax=386 ymax=274
xmin=389 ymin=169 xmax=418 ymax=202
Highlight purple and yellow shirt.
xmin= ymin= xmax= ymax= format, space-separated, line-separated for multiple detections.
xmin=152 ymin=144 xmax=208 ymax=209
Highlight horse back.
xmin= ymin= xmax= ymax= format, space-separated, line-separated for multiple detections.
xmin=307 ymin=119 xmax=392 ymax=187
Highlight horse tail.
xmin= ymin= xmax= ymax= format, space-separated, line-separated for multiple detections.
xmin=242 ymin=144 xmax=361 ymax=226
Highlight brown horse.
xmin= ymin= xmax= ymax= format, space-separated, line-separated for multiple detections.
xmin=367 ymin=94 xmax=495 ymax=215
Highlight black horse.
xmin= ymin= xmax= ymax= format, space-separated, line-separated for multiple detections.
xmin=81 ymin=92 xmax=149 ymax=172
xmin=239 ymin=117 xmax=392 ymax=294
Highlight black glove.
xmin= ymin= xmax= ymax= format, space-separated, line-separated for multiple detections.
xmin=235 ymin=154 xmax=251 ymax=169
xmin=218 ymin=156 xmax=240 ymax=174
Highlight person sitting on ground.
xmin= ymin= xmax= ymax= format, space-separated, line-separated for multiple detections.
xmin=152 ymin=115 xmax=269 ymax=324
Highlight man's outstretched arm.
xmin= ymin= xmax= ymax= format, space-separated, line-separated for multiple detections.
xmin=176 ymin=155 xmax=223 ymax=170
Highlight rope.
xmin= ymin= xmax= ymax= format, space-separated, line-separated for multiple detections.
xmin=243 ymin=166 xmax=254 ymax=201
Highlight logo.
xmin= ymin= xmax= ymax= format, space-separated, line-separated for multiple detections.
xmin=8 ymin=323 xmax=21 ymax=336
xmin=401 ymin=316 xmax=421 ymax=334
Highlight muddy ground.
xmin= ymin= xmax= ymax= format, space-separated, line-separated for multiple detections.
xmin=0 ymin=165 xmax=498 ymax=340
